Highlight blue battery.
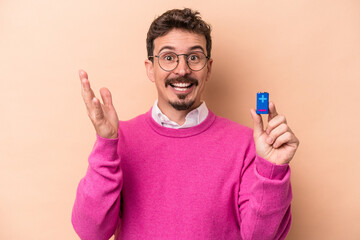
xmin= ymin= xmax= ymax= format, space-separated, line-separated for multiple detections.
xmin=256 ymin=92 xmax=269 ymax=114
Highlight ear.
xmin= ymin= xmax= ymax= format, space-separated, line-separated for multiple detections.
xmin=205 ymin=58 xmax=213 ymax=82
xmin=145 ymin=59 xmax=155 ymax=83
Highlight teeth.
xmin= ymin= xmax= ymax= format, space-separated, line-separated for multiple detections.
xmin=174 ymin=87 xmax=188 ymax=92
xmin=172 ymin=83 xmax=191 ymax=88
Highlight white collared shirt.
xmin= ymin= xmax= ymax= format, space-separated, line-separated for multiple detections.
xmin=151 ymin=99 xmax=209 ymax=129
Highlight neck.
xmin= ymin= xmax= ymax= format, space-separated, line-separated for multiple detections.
xmin=157 ymin=100 xmax=201 ymax=125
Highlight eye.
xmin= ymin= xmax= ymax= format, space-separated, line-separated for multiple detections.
xmin=188 ymin=53 xmax=201 ymax=62
xmin=161 ymin=53 xmax=176 ymax=62
xmin=165 ymin=55 xmax=173 ymax=61
xmin=189 ymin=54 xmax=199 ymax=61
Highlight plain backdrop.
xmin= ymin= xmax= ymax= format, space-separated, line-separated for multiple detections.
xmin=1 ymin=0 xmax=359 ymax=239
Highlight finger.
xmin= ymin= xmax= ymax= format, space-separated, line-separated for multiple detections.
xmin=250 ymin=108 xmax=264 ymax=138
xmin=266 ymin=114 xmax=287 ymax=135
xmin=79 ymin=69 xmax=91 ymax=93
xmin=266 ymin=123 xmax=288 ymax=145
xmin=92 ymin=97 xmax=105 ymax=121
xmin=79 ymin=69 xmax=90 ymax=93
xmin=272 ymin=131 xmax=293 ymax=149
xmin=267 ymin=102 xmax=278 ymax=122
xmin=79 ymin=69 xmax=88 ymax=79
xmin=99 ymin=87 xmax=114 ymax=108
xmin=80 ymin=77 xmax=92 ymax=92
xmin=80 ymin=75 xmax=96 ymax=108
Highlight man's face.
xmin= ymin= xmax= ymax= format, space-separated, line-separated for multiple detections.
xmin=145 ymin=28 xmax=213 ymax=113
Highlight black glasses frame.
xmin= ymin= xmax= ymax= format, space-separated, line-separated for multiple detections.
xmin=148 ymin=51 xmax=210 ymax=72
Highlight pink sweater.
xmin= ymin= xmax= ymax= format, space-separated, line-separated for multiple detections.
xmin=72 ymin=109 xmax=292 ymax=240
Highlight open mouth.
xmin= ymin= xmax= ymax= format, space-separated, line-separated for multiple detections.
xmin=169 ymin=82 xmax=194 ymax=92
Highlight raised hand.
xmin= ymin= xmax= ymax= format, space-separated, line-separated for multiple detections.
xmin=250 ymin=102 xmax=299 ymax=165
xmin=79 ymin=70 xmax=119 ymax=139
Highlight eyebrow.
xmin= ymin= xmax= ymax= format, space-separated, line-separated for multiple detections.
xmin=158 ymin=46 xmax=175 ymax=54
xmin=158 ymin=45 xmax=206 ymax=54
xmin=189 ymin=45 xmax=205 ymax=53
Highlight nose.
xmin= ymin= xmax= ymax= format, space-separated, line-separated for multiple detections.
xmin=173 ymin=55 xmax=191 ymax=76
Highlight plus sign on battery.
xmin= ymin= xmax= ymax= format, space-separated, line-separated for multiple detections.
xmin=259 ymin=95 xmax=267 ymax=103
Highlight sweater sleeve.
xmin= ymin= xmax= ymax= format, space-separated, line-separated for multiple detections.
xmin=238 ymin=153 xmax=292 ymax=240
xmin=71 ymin=134 xmax=123 ymax=240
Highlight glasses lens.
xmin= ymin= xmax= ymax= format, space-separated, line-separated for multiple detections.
xmin=157 ymin=52 xmax=208 ymax=71
xmin=187 ymin=52 xmax=207 ymax=71
xmin=158 ymin=52 xmax=178 ymax=71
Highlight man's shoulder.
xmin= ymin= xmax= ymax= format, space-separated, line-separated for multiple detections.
xmin=119 ymin=110 xmax=149 ymax=128
xmin=213 ymin=113 xmax=253 ymax=138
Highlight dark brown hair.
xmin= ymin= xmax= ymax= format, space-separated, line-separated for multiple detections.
xmin=146 ymin=8 xmax=212 ymax=61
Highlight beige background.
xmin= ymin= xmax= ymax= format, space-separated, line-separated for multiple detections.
xmin=1 ymin=0 xmax=359 ymax=239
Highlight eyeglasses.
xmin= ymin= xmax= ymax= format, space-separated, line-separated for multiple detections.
xmin=148 ymin=51 xmax=210 ymax=72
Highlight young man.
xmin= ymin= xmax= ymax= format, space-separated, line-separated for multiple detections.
xmin=72 ymin=8 xmax=299 ymax=240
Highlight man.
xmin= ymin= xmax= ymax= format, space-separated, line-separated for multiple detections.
xmin=72 ymin=8 xmax=299 ymax=240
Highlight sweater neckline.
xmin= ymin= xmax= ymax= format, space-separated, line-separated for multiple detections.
xmin=145 ymin=107 xmax=216 ymax=138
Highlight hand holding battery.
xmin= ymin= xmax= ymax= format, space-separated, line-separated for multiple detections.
xmin=250 ymin=99 xmax=299 ymax=165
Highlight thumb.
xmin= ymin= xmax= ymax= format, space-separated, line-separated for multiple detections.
xmin=250 ymin=108 xmax=264 ymax=138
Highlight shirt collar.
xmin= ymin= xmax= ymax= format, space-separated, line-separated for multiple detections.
xmin=151 ymin=99 xmax=209 ymax=129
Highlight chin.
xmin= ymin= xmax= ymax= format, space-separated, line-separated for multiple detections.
xmin=169 ymin=99 xmax=195 ymax=111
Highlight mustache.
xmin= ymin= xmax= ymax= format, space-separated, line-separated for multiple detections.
xmin=165 ymin=76 xmax=199 ymax=87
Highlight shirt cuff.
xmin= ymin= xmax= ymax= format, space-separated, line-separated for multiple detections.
xmin=255 ymin=155 xmax=290 ymax=180
xmin=96 ymin=133 xmax=119 ymax=142
xmin=87 ymin=134 xmax=120 ymax=165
